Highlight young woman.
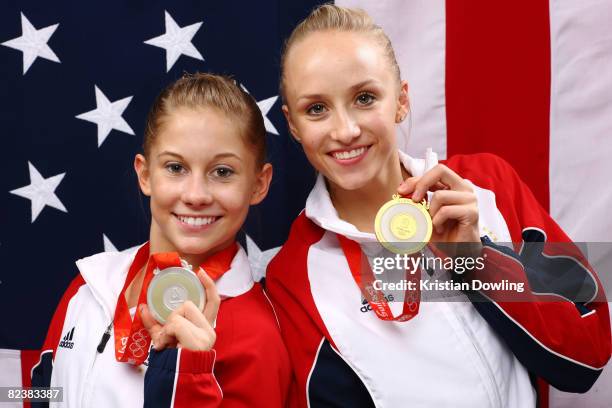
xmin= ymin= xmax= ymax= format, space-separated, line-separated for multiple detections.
xmin=266 ymin=5 xmax=611 ymax=408
xmin=31 ymin=73 xmax=291 ymax=407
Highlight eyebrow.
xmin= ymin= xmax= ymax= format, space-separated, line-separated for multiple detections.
xmin=157 ymin=151 xmax=242 ymax=160
xmin=157 ymin=151 xmax=184 ymax=160
xmin=296 ymin=79 xmax=379 ymax=103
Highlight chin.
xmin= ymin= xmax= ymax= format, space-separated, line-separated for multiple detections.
xmin=334 ymin=178 xmax=367 ymax=191
xmin=329 ymin=169 xmax=377 ymax=191
xmin=173 ymin=238 xmax=215 ymax=258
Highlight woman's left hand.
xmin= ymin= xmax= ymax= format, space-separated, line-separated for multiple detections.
xmin=397 ymin=164 xmax=481 ymax=250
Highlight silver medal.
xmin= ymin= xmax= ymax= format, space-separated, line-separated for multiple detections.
xmin=147 ymin=264 xmax=205 ymax=324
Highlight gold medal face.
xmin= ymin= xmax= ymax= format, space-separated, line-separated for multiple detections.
xmin=390 ymin=213 xmax=417 ymax=240
xmin=375 ymin=195 xmax=433 ymax=254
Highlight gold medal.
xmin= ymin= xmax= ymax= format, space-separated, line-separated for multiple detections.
xmin=374 ymin=194 xmax=433 ymax=254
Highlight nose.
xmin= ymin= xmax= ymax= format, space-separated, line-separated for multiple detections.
xmin=182 ymin=174 xmax=213 ymax=208
xmin=330 ymin=109 xmax=360 ymax=144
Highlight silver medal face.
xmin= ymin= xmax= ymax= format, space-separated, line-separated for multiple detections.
xmin=162 ymin=284 xmax=188 ymax=310
xmin=147 ymin=267 xmax=205 ymax=324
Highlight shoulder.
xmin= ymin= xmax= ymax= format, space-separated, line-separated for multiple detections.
xmin=40 ymin=273 xmax=87 ymax=354
xmin=287 ymin=211 xmax=324 ymax=242
xmin=76 ymin=244 xmax=143 ymax=272
xmin=443 ymin=152 xmax=521 ymax=189
xmin=445 ymin=153 xmax=555 ymax=240
xmin=268 ymin=212 xmax=324 ymax=278
xmin=75 ymin=243 xmax=145 ymax=289
xmin=57 ymin=274 xmax=88 ymax=313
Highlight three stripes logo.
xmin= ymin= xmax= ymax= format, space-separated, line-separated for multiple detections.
xmin=360 ymin=294 xmax=394 ymax=313
xmin=59 ymin=327 xmax=75 ymax=349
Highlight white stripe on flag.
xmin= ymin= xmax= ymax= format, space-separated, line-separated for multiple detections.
xmin=549 ymin=1 xmax=612 ymax=406
xmin=336 ymin=0 xmax=447 ymax=159
xmin=549 ymin=0 xmax=612 ymax=242
xmin=0 ymin=349 xmax=24 ymax=408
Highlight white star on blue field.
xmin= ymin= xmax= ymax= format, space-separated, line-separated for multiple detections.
xmin=144 ymin=10 xmax=204 ymax=72
xmin=10 ymin=162 xmax=67 ymax=222
xmin=1 ymin=12 xmax=60 ymax=74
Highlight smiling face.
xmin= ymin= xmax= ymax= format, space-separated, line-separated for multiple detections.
xmin=135 ymin=107 xmax=271 ymax=265
xmin=282 ymin=30 xmax=408 ymax=193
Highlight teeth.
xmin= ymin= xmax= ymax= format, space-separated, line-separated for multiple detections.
xmin=332 ymin=147 xmax=366 ymax=160
xmin=177 ymin=216 xmax=217 ymax=226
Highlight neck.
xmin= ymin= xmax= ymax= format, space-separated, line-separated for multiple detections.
xmin=124 ymin=229 xmax=235 ymax=308
xmin=149 ymin=222 xmax=235 ymax=269
xmin=125 ymin=262 xmax=147 ymax=310
xmin=329 ymin=154 xmax=408 ymax=233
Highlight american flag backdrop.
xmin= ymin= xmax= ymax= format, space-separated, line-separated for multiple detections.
xmin=1 ymin=0 xmax=611 ymax=407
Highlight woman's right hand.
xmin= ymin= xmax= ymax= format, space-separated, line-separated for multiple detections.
xmin=140 ymin=268 xmax=220 ymax=351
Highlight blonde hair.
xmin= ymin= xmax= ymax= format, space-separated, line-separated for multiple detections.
xmin=144 ymin=72 xmax=266 ymax=168
xmin=280 ymin=4 xmax=401 ymax=101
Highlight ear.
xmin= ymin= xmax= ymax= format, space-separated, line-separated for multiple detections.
xmin=134 ymin=154 xmax=152 ymax=196
xmin=250 ymin=163 xmax=273 ymax=205
xmin=282 ymin=104 xmax=301 ymax=143
xmin=395 ymin=80 xmax=410 ymax=123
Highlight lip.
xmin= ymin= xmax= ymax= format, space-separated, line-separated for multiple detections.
xmin=327 ymin=145 xmax=371 ymax=166
xmin=173 ymin=213 xmax=220 ymax=232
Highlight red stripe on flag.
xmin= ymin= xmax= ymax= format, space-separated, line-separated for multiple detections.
xmin=445 ymin=0 xmax=551 ymax=211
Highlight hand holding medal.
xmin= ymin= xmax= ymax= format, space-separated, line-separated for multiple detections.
xmin=375 ymin=146 xmax=480 ymax=256
xmin=367 ymin=152 xmax=481 ymax=323
xmin=112 ymin=244 xmax=231 ymax=365
xmin=140 ymin=267 xmax=220 ymax=352
xmin=396 ymin=162 xmax=481 ymax=253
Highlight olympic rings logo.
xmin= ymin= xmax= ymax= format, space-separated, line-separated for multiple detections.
xmin=128 ymin=329 xmax=150 ymax=358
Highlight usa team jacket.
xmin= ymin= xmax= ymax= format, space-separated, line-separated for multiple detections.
xmin=29 ymin=243 xmax=291 ymax=407
xmin=266 ymin=152 xmax=611 ymax=408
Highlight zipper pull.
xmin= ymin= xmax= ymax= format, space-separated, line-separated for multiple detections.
xmin=97 ymin=322 xmax=113 ymax=353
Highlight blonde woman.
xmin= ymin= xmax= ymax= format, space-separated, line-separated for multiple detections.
xmin=31 ymin=74 xmax=290 ymax=407
xmin=267 ymin=5 xmax=610 ymax=408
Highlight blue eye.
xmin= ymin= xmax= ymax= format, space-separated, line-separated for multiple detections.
xmin=213 ymin=166 xmax=234 ymax=178
xmin=356 ymin=92 xmax=375 ymax=106
xmin=306 ymin=103 xmax=326 ymax=116
xmin=166 ymin=163 xmax=185 ymax=174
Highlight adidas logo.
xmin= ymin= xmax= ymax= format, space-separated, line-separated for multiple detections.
xmin=59 ymin=327 xmax=75 ymax=349
xmin=360 ymin=294 xmax=394 ymax=313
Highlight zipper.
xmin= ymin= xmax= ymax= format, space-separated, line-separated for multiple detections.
xmin=80 ymin=349 xmax=98 ymax=407
xmin=80 ymin=321 xmax=112 ymax=407
xmin=97 ymin=322 xmax=113 ymax=353
xmin=456 ymin=312 xmax=503 ymax=408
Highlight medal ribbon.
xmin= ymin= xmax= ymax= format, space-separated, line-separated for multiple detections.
xmin=337 ymin=235 xmax=420 ymax=322
xmin=113 ymin=242 xmax=238 ymax=365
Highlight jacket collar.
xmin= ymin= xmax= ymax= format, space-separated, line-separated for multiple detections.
xmin=304 ymin=151 xmax=427 ymax=243
xmin=75 ymin=243 xmax=254 ymax=319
